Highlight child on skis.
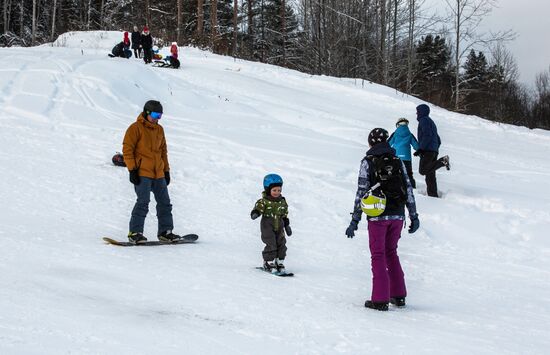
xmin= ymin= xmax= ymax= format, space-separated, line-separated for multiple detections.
xmin=250 ymin=174 xmax=292 ymax=273
xmin=388 ymin=118 xmax=419 ymax=188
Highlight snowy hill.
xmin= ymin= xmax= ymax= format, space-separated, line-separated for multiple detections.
xmin=1 ymin=31 xmax=549 ymax=354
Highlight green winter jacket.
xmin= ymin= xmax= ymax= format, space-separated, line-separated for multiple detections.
xmin=253 ymin=192 xmax=289 ymax=231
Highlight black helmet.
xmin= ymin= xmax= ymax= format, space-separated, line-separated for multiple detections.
xmin=396 ymin=118 xmax=409 ymax=127
xmin=368 ymin=128 xmax=389 ymax=146
xmin=143 ymin=100 xmax=163 ymax=115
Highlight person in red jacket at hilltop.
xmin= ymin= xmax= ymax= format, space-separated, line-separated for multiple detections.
xmin=123 ymin=31 xmax=130 ymax=48
xmin=162 ymin=42 xmax=180 ymax=68
xmin=170 ymin=42 xmax=178 ymax=60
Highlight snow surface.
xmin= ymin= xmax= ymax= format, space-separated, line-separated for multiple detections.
xmin=1 ymin=31 xmax=549 ymax=354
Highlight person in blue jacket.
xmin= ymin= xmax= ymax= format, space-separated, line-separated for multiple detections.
xmin=414 ymin=104 xmax=450 ymax=197
xmin=388 ymin=118 xmax=419 ymax=188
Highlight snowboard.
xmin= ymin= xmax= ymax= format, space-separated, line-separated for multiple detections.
xmin=103 ymin=234 xmax=198 ymax=246
xmin=255 ymin=266 xmax=294 ymax=277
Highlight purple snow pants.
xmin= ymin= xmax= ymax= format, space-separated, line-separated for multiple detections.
xmin=368 ymin=219 xmax=407 ymax=302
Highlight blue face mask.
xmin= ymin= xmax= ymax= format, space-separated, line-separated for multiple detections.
xmin=149 ymin=111 xmax=162 ymax=119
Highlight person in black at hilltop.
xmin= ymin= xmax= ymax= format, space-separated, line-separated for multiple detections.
xmin=141 ymin=26 xmax=153 ymax=64
xmin=414 ymin=104 xmax=450 ymax=197
xmin=131 ymin=26 xmax=142 ymax=59
xmin=110 ymin=41 xmax=130 ymax=59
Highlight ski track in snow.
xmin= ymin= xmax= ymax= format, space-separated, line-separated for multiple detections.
xmin=0 ymin=31 xmax=549 ymax=354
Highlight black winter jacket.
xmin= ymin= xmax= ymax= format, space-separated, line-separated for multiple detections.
xmin=141 ymin=34 xmax=153 ymax=49
xmin=131 ymin=31 xmax=141 ymax=49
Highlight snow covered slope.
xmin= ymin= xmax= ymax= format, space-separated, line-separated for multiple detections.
xmin=0 ymin=31 xmax=549 ymax=354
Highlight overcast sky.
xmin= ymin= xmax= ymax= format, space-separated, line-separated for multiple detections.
xmin=425 ymin=0 xmax=550 ymax=86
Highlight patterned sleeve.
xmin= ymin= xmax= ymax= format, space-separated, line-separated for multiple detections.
xmin=351 ymin=159 xmax=371 ymax=222
xmin=254 ymin=198 xmax=266 ymax=214
xmin=400 ymin=160 xmax=418 ymax=218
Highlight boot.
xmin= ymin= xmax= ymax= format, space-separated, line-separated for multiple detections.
xmin=275 ymin=258 xmax=285 ymax=273
xmin=263 ymin=260 xmax=277 ymax=273
xmin=390 ymin=297 xmax=406 ymax=307
xmin=365 ymin=300 xmax=389 ymax=311
xmin=440 ymin=155 xmax=451 ymax=170
xmin=128 ymin=232 xmax=147 ymax=244
xmin=158 ymin=230 xmax=181 ymax=243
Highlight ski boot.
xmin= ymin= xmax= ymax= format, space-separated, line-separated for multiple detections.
xmin=158 ymin=230 xmax=182 ymax=243
xmin=390 ymin=297 xmax=406 ymax=307
xmin=128 ymin=232 xmax=147 ymax=245
xmin=365 ymin=300 xmax=389 ymax=311
xmin=275 ymin=258 xmax=286 ymax=273
xmin=263 ymin=260 xmax=278 ymax=274
xmin=440 ymin=155 xmax=451 ymax=170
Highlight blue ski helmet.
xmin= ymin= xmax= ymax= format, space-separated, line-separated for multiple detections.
xmin=263 ymin=173 xmax=283 ymax=189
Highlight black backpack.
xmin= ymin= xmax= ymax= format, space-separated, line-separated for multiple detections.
xmin=367 ymin=153 xmax=407 ymax=208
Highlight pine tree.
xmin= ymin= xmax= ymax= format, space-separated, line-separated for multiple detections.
xmin=249 ymin=0 xmax=299 ymax=67
xmin=415 ymin=35 xmax=453 ymax=107
xmin=463 ymin=49 xmax=489 ymax=116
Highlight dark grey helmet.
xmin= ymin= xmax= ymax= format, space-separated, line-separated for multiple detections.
xmin=143 ymin=100 xmax=163 ymax=115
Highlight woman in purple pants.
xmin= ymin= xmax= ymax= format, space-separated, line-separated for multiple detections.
xmin=345 ymin=128 xmax=420 ymax=311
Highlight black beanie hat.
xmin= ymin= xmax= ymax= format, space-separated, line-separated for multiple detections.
xmin=368 ymin=128 xmax=389 ymax=146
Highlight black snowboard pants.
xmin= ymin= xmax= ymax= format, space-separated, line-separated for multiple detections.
xmin=260 ymin=217 xmax=287 ymax=261
xmin=419 ymin=151 xmax=445 ymax=197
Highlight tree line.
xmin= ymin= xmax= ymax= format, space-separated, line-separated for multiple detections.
xmin=1 ymin=0 xmax=548 ymax=129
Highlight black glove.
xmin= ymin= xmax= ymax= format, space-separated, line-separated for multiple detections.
xmin=346 ymin=219 xmax=359 ymax=238
xmin=408 ymin=216 xmax=420 ymax=234
xmin=164 ymin=171 xmax=170 ymax=186
xmin=282 ymin=217 xmax=290 ymax=227
xmin=129 ymin=169 xmax=140 ymax=185
xmin=284 ymin=225 xmax=292 ymax=236
xmin=250 ymin=209 xmax=261 ymax=220
xmin=413 ymin=149 xmax=424 ymax=157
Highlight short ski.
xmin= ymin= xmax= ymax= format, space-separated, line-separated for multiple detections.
xmin=103 ymin=234 xmax=198 ymax=246
xmin=255 ymin=266 xmax=294 ymax=277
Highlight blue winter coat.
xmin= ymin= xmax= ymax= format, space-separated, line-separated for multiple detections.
xmin=416 ymin=104 xmax=441 ymax=152
xmin=388 ymin=125 xmax=419 ymax=161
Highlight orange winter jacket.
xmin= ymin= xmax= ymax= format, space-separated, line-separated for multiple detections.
xmin=122 ymin=114 xmax=170 ymax=179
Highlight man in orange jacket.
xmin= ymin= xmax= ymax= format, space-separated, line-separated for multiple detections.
xmin=122 ymin=100 xmax=181 ymax=244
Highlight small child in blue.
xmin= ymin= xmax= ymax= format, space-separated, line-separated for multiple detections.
xmin=388 ymin=118 xmax=419 ymax=188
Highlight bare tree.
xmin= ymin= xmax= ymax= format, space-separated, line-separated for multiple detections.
xmin=177 ymin=0 xmax=183 ymax=43
xmin=281 ymin=0 xmax=286 ymax=66
xmin=51 ymin=0 xmax=58 ymax=41
xmin=145 ymin=0 xmax=151 ymax=27
xmin=406 ymin=0 xmax=416 ymax=94
xmin=444 ymin=0 xmax=513 ymax=110
xmin=379 ymin=0 xmax=387 ymax=83
xmin=197 ymin=0 xmax=204 ymax=37
xmin=489 ymin=41 xmax=518 ymax=82
xmin=3 ymin=0 xmax=11 ymax=34
xmin=247 ymin=0 xmax=254 ymax=36
xmin=211 ymin=0 xmax=218 ymax=48
xmin=31 ymin=0 xmax=36 ymax=44
xmin=232 ymin=0 xmax=238 ymax=55
xmin=18 ymin=0 xmax=23 ymax=38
